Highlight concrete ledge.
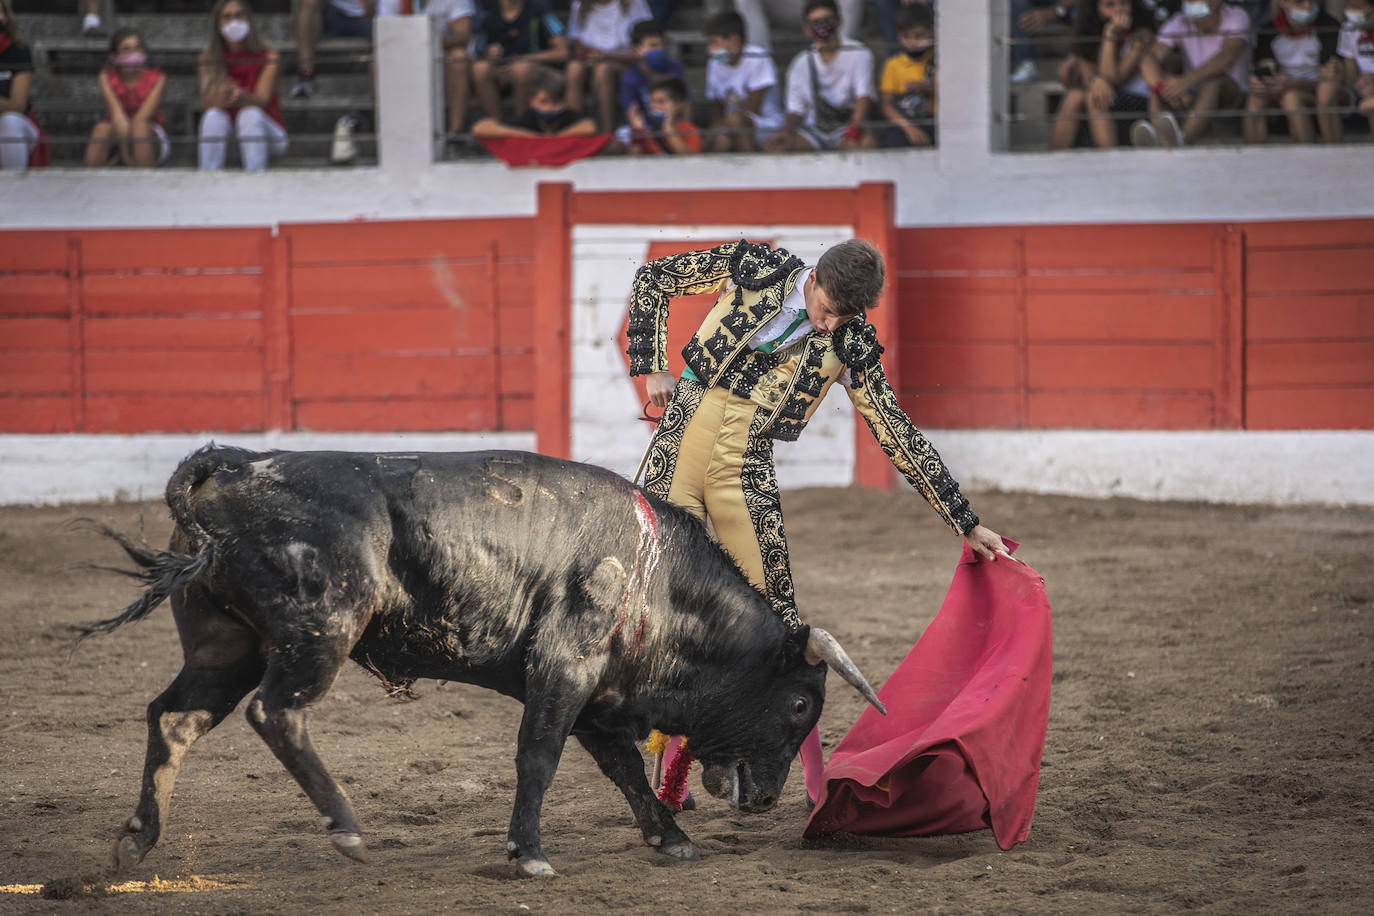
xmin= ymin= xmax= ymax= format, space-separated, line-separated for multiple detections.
xmin=3 ymin=430 xmax=1370 ymax=507
xmin=0 ymin=432 xmax=535 ymax=506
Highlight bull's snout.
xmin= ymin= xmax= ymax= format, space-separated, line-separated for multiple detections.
xmin=700 ymin=763 xmax=781 ymax=813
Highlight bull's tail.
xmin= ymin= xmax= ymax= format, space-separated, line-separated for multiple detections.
xmin=68 ymin=524 xmax=212 ymax=642
xmin=69 ymin=443 xmax=264 ymax=644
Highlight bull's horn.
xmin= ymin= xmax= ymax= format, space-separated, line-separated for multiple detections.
xmin=805 ymin=627 xmax=886 ymax=715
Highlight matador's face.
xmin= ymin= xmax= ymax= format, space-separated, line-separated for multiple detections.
xmin=803 ymin=272 xmax=846 ymax=335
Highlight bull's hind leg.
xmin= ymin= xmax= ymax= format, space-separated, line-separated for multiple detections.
xmin=114 ymin=607 xmax=264 ymax=873
xmin=245 ymin=642 xmax=367 ymax=862
xmin=575 ymin=731 xmax=697 ymax=861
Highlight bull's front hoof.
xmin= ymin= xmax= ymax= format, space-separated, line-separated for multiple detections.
xmin=658 ymin=841 xmax=698 ymax=861
xmin=513 ymin=857 xmax=557 ymax=878
xmin=111 ymin=833 xmax=147 ymax=875
xmin=329 ymin=831 xmax=369 ymax=863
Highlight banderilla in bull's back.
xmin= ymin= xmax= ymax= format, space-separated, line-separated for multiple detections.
xmin=72 ymin=444 xmax=884 ymax=877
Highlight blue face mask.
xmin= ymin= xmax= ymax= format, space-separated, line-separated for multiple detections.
xmin=1287 ymin=5 xmax=1317 ymax=25
xmin=643 ymin=48 xmax=672 ymax=72
xmin=708 ymin=48 xmax=732 ymax=64
xmin=535 ymin=106 xmax=566 ymax=123
xmin=1181 ymin=1 xmax=1211 ymax=19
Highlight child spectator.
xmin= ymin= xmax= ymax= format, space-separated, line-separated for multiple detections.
xmin=472 ymin=65 xmax=596 ymax=137
xmin=1318 ymin=0 xmax=1374 ymax=142
xmin=1245 ymin=0 xmax=1342 ymax=144
xmin=197 ymin=0 xmax=287 ymax=171
xmin=626 ymin=75 xmax=700 ymax=153
xmin=0 ymin=0 xmax=44 ymax=171
xmin=85 ymin=28 xmax=169 ymax=168
xmin=766 ymin=0 xmax=875 ymax=151
xmin=619 ymin=20 xmax=687 ymax=138
xmin=703 ymin=9 xmax=784 ymax=152
xmin=879 ymin=3 xmax=937 ymax=147
xmin=1133 ymin=0 xmax=1251 ymax=147
xmin=875 ymin=0 xmax=936 ymax=56
xmin=1011 ymin=0 xmax=1075 ymax=84
xmin=470 ymin=0 xmax=568 ymax=127
xmin=1050 ymin=0 xmax=1155 ymax=149
xmin=565 ymin=0 xmax=652 ymax=133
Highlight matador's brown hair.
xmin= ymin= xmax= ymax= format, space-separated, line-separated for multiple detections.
xmin=814 ymin=239 xmax=885 ymax=316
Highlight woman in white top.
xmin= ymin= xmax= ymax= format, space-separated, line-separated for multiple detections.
xmin=764 ymin=0 xmax=875 ymax=151
xmin=565 ymin=0 xmax=652 ymax=132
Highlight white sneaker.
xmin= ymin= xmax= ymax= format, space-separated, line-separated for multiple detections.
xmin=330 ymin=115 xmax=358 ymax=165
xmin=1155 ymin=112 xmax=1184 ymax=148
xmin=1129 ymin=119 xmax=1159 ymax=147
xmin=1010 ymin=59 xmax=1039 ymax=84
xmin=81 ymin=12 xmax=102 ymax=36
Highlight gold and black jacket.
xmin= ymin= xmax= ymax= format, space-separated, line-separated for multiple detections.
xmin=627 ymin=239 xmax=979 ymax=537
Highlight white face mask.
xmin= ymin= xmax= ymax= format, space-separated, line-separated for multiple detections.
xmin=1181 ymin=1 xmax=1212 ymax=19
xmin=1287 ymin=6 xmax=1317 ymax=25
xmin=220 ymin=19 xmax=250 ymax=43
xmin=1348 ymin=10 xmax=1369 ymax=26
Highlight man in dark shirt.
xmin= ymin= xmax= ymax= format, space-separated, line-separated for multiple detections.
xmin=471 ymin=0 xmax=569 ymax=122
xmin=471 ymin=65 xmax=594 ymax=137
xmin=0 ymin=1 xmax=40 ymax=170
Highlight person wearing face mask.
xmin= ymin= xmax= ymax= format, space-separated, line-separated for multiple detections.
xmin=703 ymin=10 xmax=784 ymax=152
xmin=0 ymin=0 xmax=46 ymax=171
xmin=197 ymin=0 xmax=288 ymax=171
xmin=878 ymin=4 xmax=937 ymax=147
xmin=566 ymin=0 xmax=653 ymax=134
xmin=85 ymin=28 xmax=169 ymax=168
xmin=618 ymin=19 xmax=687 ymax=146
xmin=733 ymin=0 xmax=864 ymax=54
xmin=1319 ymin=0 xmax=1374 ymax=142
xmin=1245 ymin=0 xmax=1342 ymax=144
xmin=1133 ymin=0 xmax=1252 ymax=147
xmin=470 ymin=0 xmax=569 ymax=135
xmin=765 ymin=0 xmax=876 ymax=151
xmin=1050 ymin=0 xmax=1156 ymax=149
xmin=472 ymin=65 xmax=596 ymax=137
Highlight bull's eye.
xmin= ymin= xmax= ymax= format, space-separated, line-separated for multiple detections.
xmin=791 ymin=697 xmax=808 ymax=717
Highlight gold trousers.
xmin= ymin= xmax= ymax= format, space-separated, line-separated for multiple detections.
xmin=643 ymin=379 xmax=799 ymax=629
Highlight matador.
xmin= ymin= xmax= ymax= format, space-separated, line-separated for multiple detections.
xmin=627 ymin=238 xmax=1012 ymax=802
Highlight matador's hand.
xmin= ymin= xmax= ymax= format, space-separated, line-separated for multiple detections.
xmin=645 ymin=371 xmax=677 ymax=408
xmin=965 ymin=524 xmax=1016 ymax=562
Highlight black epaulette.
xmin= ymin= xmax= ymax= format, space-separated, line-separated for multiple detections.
xmin=832 ymin=316 xmax=885 ymax=372
xmin=728 ymin=239 xmax=804 ymax=291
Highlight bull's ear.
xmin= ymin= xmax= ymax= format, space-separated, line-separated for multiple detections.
xmin=780 ymin=624 xmax=812 ymax=670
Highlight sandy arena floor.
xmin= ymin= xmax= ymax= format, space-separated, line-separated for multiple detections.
xmin=2 ymin=485 xmax=1372 ymax=914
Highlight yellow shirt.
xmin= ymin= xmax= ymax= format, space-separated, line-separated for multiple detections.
xmin=880 ymin=51 xmax=936 ymax=116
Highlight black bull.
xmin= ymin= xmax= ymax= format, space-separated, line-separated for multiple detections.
xmin=75 ymin=446 xmax=884 ymax=877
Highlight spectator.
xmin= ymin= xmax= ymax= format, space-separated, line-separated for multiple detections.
xmin=1133 ymin=0 xmax=1251 ymax=147
xmin=85 ymin=28 xmax=169 ymax=167
xmin=626 ymin=74 xmax=701 ymax=153
xmin=765 ymin=0 xmax=876 ymax=151
xmin=1011 ymin=0 xmax=1074 ymax=84
xmin=0 ymin=0 xmax=43 ymax=171
xmin=291 ymin=1 xmax=371 ymax=100
xmin=197 ymin=0 xmax=288 ymax=171
xmin=703 ymin=9 xmax=785 ymax=152
xmin=1245 ymin=0 xmax=1342 ymax=144
xmin=566 ymin=0 xmax=653 ymax=132
xmin=1050 ymin=0 xmax=1156 ymax=149
xmin=470 ymin=0 xmax=568 ymax=128
xmin=81 ymin=0 xmax=103 ymax=37
xmin=875 ymin=0 xmax=936 ymax=55
xmin=1319 ymin=0 xmax=1374 ymax=142
xmin=620 ymin=19 xmax=687 ymax=138
xmin=472 ymin=65 xmax=596 ymax=136
xmin=734 ymin=0 xmax=865 ymax=54
xmin=878 ymin=3 xmax=937 ymax=147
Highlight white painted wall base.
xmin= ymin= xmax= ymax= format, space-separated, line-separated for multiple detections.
xmin=0 ymin=432 xmax=535 ymax=506
xmin=4 ymin=430 xmax=1370 ymax=507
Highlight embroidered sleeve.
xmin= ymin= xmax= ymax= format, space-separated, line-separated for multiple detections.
xmin=627 ymin=242 xmax=738 ymax=376
xmin=838 ymin=320 xmax=979 ymax=537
